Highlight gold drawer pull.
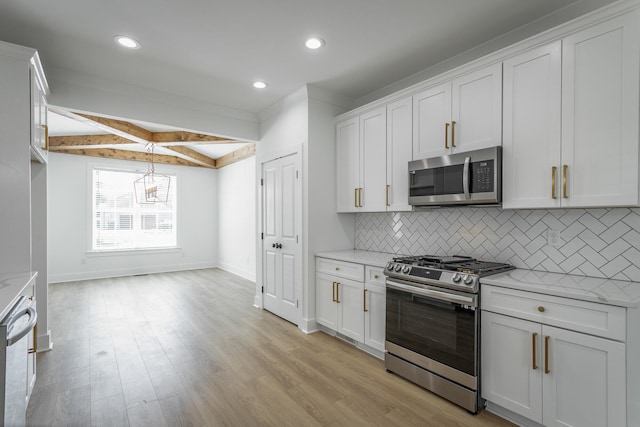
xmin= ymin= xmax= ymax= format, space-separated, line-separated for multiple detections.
xmin=532 ymin=332 xmax=538 ymax=370
xmin=544 ymin=336 xmax=550 ymax=374
xmin=451 ymin=121 xmax=456 ymax=147
xmin=445 ymin=122 xmax=450 ymax=148
xmin=363 ymin=289 xmax=368 ymax=312
xmin=538 ymin=306 xmax=545 ymax=313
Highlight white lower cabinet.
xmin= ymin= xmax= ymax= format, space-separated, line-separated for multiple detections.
xmin=482 ymin=286 xmax=626 ymax=427
xmin=316 ymin=258 xmax=386 ymax=355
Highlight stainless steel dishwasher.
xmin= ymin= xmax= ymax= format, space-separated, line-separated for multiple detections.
xmin=0 ymin=296 xmax=37 ymax=427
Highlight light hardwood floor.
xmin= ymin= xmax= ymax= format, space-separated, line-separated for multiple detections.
xmin=27 ymin=268 xmax=514 ymax=426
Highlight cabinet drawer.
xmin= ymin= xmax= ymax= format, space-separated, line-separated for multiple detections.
xmin=481 ymin=285 xmax=625 ymax=341
xmin=316 ymin=257 xmax=364 ymax=282
xmin=365 ymin=266 xmax=386 ymax=286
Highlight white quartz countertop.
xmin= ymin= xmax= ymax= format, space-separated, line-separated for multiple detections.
xmin=481 ymin=269 xmax=640 ymax=308
xmin=315 ymin=250 xmax=399 ymax=268
xmin=0 ymin=272 xmax=37 ymax=320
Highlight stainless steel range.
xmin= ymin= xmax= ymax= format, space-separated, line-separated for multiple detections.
xmin=384 ymin=255 xmax=514 ymax=413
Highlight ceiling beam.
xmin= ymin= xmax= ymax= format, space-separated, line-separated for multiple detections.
xmin=48 ymin=110 xmax=255 ymax=169
xmin=165 ymin=146 xmax=217 ymax=168
xmin=49 ymin=134 xmax=136 ymax=150
xmin=52 ymin=148 xmax=201 ymax=167
xmin=151 ymin=131 xmax=237 ymax=144
xmin=215 ymin=143 xmax=256 ymax=168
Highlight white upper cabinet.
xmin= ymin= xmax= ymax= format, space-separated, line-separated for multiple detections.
xmin=386 ymin=97 xmax=413 ymax=212
xmin=412 ymin=82 xmax=451 ymax=160
xmin=336 ymin=109 xmax=387 ymax=212
xmin=413 ymin=63 xmax=502 ymax=160
xmin=337 ymin=103 xmax=412 ymax=213
xmin=503 ymin=42 xmax=562 ymax=209
xmin=336 ymin=117 xmax=360 ymax=212
xmin=503 ymin=11 xmax=640 ymax=208
xmin=360 ymin=108 xmax=387 ymax=212
xmin=30 ymin=62 xmax=48 ymax=163
xmin=561 ymin=11 xmax=639 ymax=207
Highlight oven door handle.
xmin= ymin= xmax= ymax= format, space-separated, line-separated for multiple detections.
xmin=386 ymin=280 xmax=475 ymax=305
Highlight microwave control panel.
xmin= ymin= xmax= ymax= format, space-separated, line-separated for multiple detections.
xmin=471 ymin=160 xmax=494 ymax=193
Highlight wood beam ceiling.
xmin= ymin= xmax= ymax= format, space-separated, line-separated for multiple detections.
xmin=48 ymin=110 xmax=255 ymax=169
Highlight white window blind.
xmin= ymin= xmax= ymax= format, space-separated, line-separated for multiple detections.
xmin=92 ymin=168 xmax=177 ymax=251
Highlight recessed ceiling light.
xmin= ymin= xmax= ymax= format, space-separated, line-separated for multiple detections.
xmin=253 ymin=81 xmax=267 ymax=89
xmin=305 ymin=37 xmax=325 ymax=50
xmin=114 ymin=35 xmax=141 ymax=49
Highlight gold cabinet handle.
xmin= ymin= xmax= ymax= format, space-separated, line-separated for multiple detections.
xmin=445 ymin=122 xmax=450 ymax=148
xmin=538 ymin=306 xmax=545 ymax=313
xmin=42 ymin=124 xmax=49 ymax=150
xmin=386 ymin=184 xmax=390 ymax=207
xmin=336 ymin=283 xmax=340 ymax=303
xmin=358 ymin=188 xmax=362 ymax=207
xmin=354 ymin=188 xmax=358 ymax=208
xmin=563 ymin=165 xmax=568 ymax=199
xmin=374 ymin=274 xmax=379 ymax=279
xmin=363 ymin=289 xmax=368 ymax=312
xmin=532 ymin=332 xmax=538 ymax=370
xmin=451 ymin=121 xmax=456 ymax=147
xmin=332 ymin=282 xmax=336 ymax=302
xmin=29 ymin=322 xmax=38 ymax=354
xmin=551 ymin=166 xmax=557 ymax=199
xmin=544 ymin=336 xmax=550 ymax=374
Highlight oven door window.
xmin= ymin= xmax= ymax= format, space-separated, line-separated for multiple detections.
xmin=386 ymin=287 xmax=476 ymax=376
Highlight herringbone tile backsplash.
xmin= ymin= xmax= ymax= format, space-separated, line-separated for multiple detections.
xmin=355 ymin=208 xmax=640 ymax=282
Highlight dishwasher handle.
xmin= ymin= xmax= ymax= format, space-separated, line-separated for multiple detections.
xmin=6 ymin=306 xmax=37 ymax=347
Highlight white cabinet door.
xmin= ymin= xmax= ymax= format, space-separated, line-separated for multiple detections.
xmin=336 ymin=278 xmax=365 ymax=342
xmin=481 ymin=311 xmax=543 ymax=423
xmin=542 ymin=325 xmax=626 ymax=427
xmin=561 ymin=12 xmax=640 ymax=207
xmin=451 ymin=63 xmax=502 ymax=153
xmin=502 ymin=42 xmax=562 ymax=209
xmin=413 ymin=82 xmax=451 ymax=160
xmin=336 ymin=117 xmax=360 ymax=212
xmin=30 ymin=64 xmax=47 ymax=163
xmin=360 ymin=107 xmax=387 ymax=212
xmin=364 ymin=282 xmax=386 ymax=352
xmin=386 ymin=97 xmax=413 ymax=212
xmin=316 ymin=273 xmax=338 ymax=330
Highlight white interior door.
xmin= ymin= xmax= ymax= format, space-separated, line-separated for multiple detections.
xmin=262 ymin=153 xmax=302 ymax=325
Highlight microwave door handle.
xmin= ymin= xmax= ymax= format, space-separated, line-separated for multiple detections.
xmin=463 ymin=156 xmax=471 ymax=200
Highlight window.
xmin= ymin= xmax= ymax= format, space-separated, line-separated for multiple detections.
xmin=92 ymin=168 xmax=177 ymax=251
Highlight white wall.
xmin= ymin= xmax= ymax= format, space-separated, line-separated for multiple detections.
xmin=255 ymin=85 xmax=354 ymax=331
xmin=47 ymin=152 xmax=217 ymax=282
xmin=217 ymin=156 xmax=256 ymax=281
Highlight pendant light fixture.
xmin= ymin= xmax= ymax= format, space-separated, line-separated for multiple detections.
xmin=134 ymin=144 xmax=171 ymax=204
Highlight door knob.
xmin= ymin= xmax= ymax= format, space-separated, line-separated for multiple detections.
xmin=272 ymin=243 xmax=276 ymax=248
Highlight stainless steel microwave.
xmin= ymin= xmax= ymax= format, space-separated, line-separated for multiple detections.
xmin=409 ymin=146 xmax=502 ymax=207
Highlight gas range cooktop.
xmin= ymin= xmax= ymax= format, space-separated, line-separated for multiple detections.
xmin=384 ymin=255 xmax=515 ymax=293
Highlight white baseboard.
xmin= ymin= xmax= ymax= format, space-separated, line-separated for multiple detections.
xmin=49 ymin=261 xmax=216 ymax=283
xmin=36 ymin=330 xmax=53 ymax=352
xmin=217 ymin=262 xmax=256 ymax=282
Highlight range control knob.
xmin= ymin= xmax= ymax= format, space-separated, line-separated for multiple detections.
xmin=402 ymin=265 xmax=411 ymax=274
xmin=394 ymin=264 xmax=402 ymax=272
xmin=386 ymin=262 xmax=394 ymax=271
xmin=463 ymin=275 xmax=474 ymax=285
xmin=452 ymin=273 xmax=462 ymax=283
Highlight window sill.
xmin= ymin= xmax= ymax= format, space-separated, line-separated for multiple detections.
xmin=86 ymin=247 xmax=182 ymax=257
